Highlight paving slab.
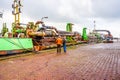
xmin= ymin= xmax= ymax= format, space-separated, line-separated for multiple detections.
xmin=0 ymin=42 xmax=120 ymax=80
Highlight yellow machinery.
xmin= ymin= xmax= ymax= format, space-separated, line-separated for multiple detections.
xmin=12 ymin=0 xmax=22 ymax=24
xmin=12 ymin=0 xmax=24 ymax=37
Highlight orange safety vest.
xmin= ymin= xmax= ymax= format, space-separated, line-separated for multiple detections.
xmin=56 ymin=38 xmax=62 ymax=45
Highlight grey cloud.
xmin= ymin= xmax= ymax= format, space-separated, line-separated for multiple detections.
xmin=22 ymin=0 xmax=92 ymax=23
xmin=1 ymin=0 xmax=120 ymax=25
xmin=0 ymin=1 xmax=8 ymax=9
xmin=92 ymin=0 xmax=120 ymax=18
xmin=0 ymin=0 xmax=12 ymax=11
xmin=23 ymin=0 xmax=62 ymax=22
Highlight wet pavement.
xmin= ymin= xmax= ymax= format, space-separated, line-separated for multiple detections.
xmin=0 ymin=42 xmax=120 ymax=80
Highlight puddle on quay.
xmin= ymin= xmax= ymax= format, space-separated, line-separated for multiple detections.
xmin=90 ymin=42 xmax=120 ymax=50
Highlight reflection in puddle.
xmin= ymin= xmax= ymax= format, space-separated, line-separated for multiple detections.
xmin=90 ymin=42 xmax=120 ymax=50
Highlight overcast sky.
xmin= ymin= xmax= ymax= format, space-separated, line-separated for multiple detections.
xmin=0 ymin=0 xmax=120 ymax=37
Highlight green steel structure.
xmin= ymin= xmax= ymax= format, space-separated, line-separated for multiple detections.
xmin=66 ymin=23 xmax=73 ymax=32
xmin=1 ymin=23 xmax=8 ymax=36
xmin=82 ymin=28 xmax=88 ymax=41
xmin=66 ymin=23 xmax=74 ymax=42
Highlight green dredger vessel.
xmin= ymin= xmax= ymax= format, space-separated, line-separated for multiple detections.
xmin=0 ymin=0 xmax=90 ymax=55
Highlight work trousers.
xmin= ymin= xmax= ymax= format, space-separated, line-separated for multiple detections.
xmin=63 ymin=44 xmax=66 ymax=53
xmin=57 ymin=44 xmax=61 ymax=53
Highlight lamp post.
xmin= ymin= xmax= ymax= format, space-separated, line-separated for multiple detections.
xmin=94 ymin=20 xmax=96 ymax=31
xmin=41 ymin=17 xmax=48 ymax=27
xmin=0 ymin=12 xmax=3 ymax=18
xmin=41 ymin=16 xmax=48 ymax=21
xmin=93 ymin=20 xmax=96 ymax=33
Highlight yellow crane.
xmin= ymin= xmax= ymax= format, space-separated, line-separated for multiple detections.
xmin=12 ymin=0 xmax=22 ymax=24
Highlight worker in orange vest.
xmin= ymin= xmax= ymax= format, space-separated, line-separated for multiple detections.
xmin=56 ymin=35 xmax=63 ymax=53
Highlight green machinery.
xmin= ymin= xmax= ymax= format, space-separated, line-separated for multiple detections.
xmin=82 ymin=27 xmax=88 ymax=41
xmin=66 ymin=23 xmax=74 ymax=42
xmin=66 ymin=23 xmax=73 ymax=32
xmin=1 ymin=23 xmax=8 ymax=36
